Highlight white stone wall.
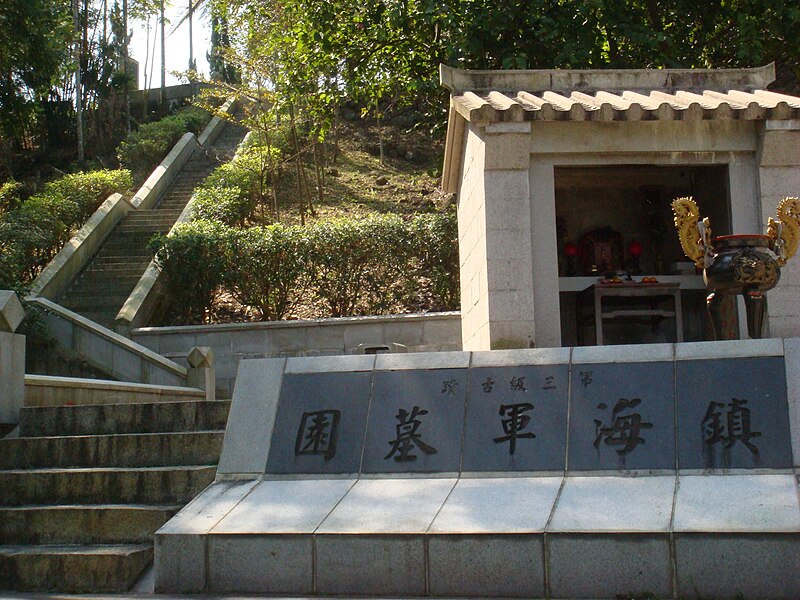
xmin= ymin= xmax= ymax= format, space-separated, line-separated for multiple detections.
xmin=458 ymin=122 xmax=539 ymax=351
xmin=758 ymin=121 xmax=800 ymax=338
xmin=482 ymin=124 xmax=536 ymax=349
xmin=457 ymin=124 xmax=491 ymax=350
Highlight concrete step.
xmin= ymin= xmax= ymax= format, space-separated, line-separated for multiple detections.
xmin=118 ymin=216 xmax=178 ymax=226
xmin=20 ymin=400 xmax=231 ymax=437
xmin=161 ymin=185 xmax=196 ymax=193
xmin=0 ymin=543 xmax=152 ymax=592
xmin=119 ymin=219 xmax=179 ymax=228
xmin=62 ymin=295 xmax=132 ymax=310
xmin=0 ymin=465 xmax=216 ymax=506
xmin=0 ymin=504 xmax=179 ymax=545
xmin=157 ymin=202 xmax=192 ymax=211
xmin=102 ymin=235 xmax=158 ymax=245
xmin=66 ymin=273 xmax=142 ymax=286
xmin=89 ymin=256 xmax=153 ymax=266
xmin=120 ymin=214 xmax=179 ymax=223
xmin=116 ymin=222 xmax=174 ymax=232
xmin=68 ymin=266 xmax=144 ymax=278
xmin=0 ymin=431 xmax=224 ymax=469
xmin=157 ymin=197 xmax=192 ymax=207
xmin=92 ymin=248 xmax=154 ymax=258
xmin=130 ymin=209 xmax=183 ymax=217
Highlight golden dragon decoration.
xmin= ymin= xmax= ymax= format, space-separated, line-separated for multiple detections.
xmin=673 ymin=196 xmax=800 ymax=267
xmin=767 ymin=197 xmax=800 ymax=266
xmin=671 ymin=197 xmax=711 ymax=268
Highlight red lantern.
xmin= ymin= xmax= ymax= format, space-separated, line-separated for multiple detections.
xmin=627 ymin=240 xmax=643 ymax=258
xmin=564 ymin=241 xmax=579 ymax=257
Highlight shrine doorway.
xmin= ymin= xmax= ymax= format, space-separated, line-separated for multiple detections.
xmin=554 ymin=164 xmax=732 ymax=346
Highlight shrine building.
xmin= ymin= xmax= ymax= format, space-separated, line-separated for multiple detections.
xmin=440 ymin=63 xmax=800 ymax=349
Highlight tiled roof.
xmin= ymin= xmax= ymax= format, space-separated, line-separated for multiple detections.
xmin=441 ymin=64 xmax=800 ymax=123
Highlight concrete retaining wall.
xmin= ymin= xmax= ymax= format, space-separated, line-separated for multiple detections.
xmin=131 ymin=132 xmax=199 ymax=210
xmin=197 ymin=97 xmax=240 ymax=147
xmin=133 ymin=312 xmax=462 ymax=398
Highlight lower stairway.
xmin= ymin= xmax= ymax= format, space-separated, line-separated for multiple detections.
xmin=0 ymin=395 xmax=230 ymax=592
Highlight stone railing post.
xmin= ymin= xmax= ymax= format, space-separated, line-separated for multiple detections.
xmin=0 ymin=291 xmax=26 ymax=431
xmin=187 ymin=346 xmax=215 ymax=402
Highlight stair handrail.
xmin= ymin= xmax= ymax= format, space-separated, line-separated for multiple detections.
xmin=130 ymin=132 xmax=201 ymax=210
xmin=30 ymin=297 xmax=189 ymax=385
xmin=115 ymin=97 xmax=243 ymax=337
xmin=28 ymin=193 xmax=135 ymax=301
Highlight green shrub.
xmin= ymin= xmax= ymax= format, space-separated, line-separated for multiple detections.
xmin=223 ymin=225 xmax=308 ymax=320
xmin=191 ymin=186 xmax=254 ymax=227
xmin=38 ymin=170 xmax=133 ymax=225
xmin=117 ymin=107 xmax=210 ymax=181
xmin=0 ymin=179 xmax=22 ymax=214
xmin=409 ymin=211 xmax=460 ymax=310
xmin=0 ymin=169 xmax=131 ymax=287
xmin=150 ymin=220 xmax=231 ymax=324
xmin=194 ymin=141 xmax=279 ymax=224
xmin=152 ymin=212 xmax=459 ymax=324
xmin=305 ymin=215 xmax=412 ymax=317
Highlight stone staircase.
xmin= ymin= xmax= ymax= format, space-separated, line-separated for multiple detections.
xmin=0 ymin=398 xmax=230 ymax=592
xmin=59 ymin=122 xmax=248 ymax=329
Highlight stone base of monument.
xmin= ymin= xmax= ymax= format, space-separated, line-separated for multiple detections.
xmin=155 ymin=340 xmax=800 ymax=598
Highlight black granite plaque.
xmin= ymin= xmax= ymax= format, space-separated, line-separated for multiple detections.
xmin=462 ymin=365 xmax=569 ymax=471
xmin=568 ymin=361 xmax=675 ymax=470
xmin=361 ymin=368 xmax=467 ymax=473
xmin=266 ymin=371 xmax=373 ymax=474
xmin=676 ymin=357 xmax=792 ymax=469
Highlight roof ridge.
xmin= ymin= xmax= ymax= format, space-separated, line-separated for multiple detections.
xmin=440 ymin=63 xmax=776 ymax=94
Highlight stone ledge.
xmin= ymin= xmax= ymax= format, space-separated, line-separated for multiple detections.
xmin=131 ymin=133 xmax=199 ymax=210
xmin=24 ymin=374 xmax=204 ymax=407
xmin=134 ymin=311 xmax=462 ymax=336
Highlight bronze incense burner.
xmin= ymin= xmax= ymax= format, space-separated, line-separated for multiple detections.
xmin=672 ymin=197 xmax=800 ymax=339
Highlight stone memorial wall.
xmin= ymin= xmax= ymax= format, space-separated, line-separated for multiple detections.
xmin=156 ymin=339 xmax=800 ymax=599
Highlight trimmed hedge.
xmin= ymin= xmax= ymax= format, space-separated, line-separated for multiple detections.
xmin=0 ymin=169 xmax=132 ymax=288
xmin=190 ymin=138 xmax=279 ymax=226
xmin=117 ymin=107 xmax=209 ymax=181
xmin=151 ymin=211 xmax=459 ymax=324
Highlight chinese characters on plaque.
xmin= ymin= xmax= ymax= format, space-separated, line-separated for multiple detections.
xmin=266 ymin=357 xmax=791 ymax=474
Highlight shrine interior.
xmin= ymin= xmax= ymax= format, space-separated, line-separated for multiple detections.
xmin=555 ymin=164 xmax=732 ymax=346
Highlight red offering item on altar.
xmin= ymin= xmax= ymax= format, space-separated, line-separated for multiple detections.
xmin=628 ymin=240 xmax=643 ymax=258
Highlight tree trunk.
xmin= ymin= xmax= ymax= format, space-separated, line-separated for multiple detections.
xmin=288 ymin=106 xmax=307 ymax=223
xmin=376 ymin=98 xmax=384 ymax=165
xmin=73 ymin=0 xmax=85 ymax=164
xmin=312 ymin=138 xmax=324 ymax=206
xmin=159 ymin=0 xmax=166 ymax=111
xmin=123 ymin=0 xmax=130 ymax=133
xmin=188 ymin=0 xmax=194 ymax=72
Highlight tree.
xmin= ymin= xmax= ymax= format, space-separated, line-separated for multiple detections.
xmin=0 ymin=0 xmax=72 ymax=149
